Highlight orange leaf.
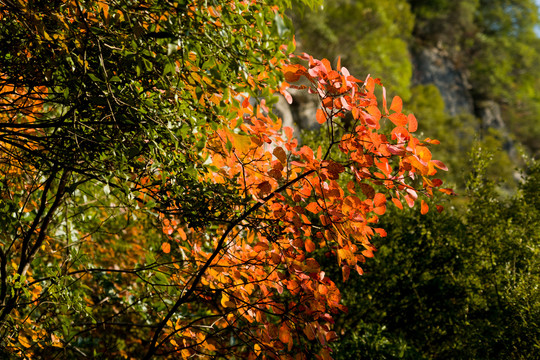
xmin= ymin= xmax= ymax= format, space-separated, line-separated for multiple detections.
xmin=388 ymin=113 xmax=408 ymax=126
xmin=161 ymin=242 xmax=171 ymax=253
xmin=316 ymin=108 xmax=326 ymax=124
xmin=374 ymin=193 xmax=386 ymax=207
xmin=283 ymin=64 xmax=305 ymax=82
xmin=303 ymin=325 xmax=316 ymax=341
xmin=366 ymin=105 xmax=381 ymax=121
xmin=421 ymin=200 xmax=429 ymax=215
xmin=306 ymin=202 xmax=323 ymax=214
xmin=284 ymin=126 xmax=294 ymax=140
xmin=382 ymin=86 xmax=388 ymax=114
xmin=373 ymin=205 xmax=386 ymax=215
xmin=408 ymin=113 xmax=418 ymax=132
xmin=177 ymin=228 xmax=187 ymax=241
xmin=375 ymin=228 xmax=387 ymax=237
xmin=221 ymin=293 xmax=235 ymax=308
xmin=305 ymin=238 xmax=316 ymax=252
xmin=279 ymin=325 xmax=290 ymax=344
xmin=390 ymin=96 xmax=403 ymax=113
xmin=439 ymin=188 xmax=456 ymax=196
xmin=321 ymin=58 xmax=332 ymax=73
xmin=392 ymin=197 xmax=403 ymax=209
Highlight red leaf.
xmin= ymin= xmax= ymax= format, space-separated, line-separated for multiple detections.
xmin=273 ymin=147 xmax=287 ymax=164
xmin=257 ymin=181 xmax=272 ymax=195
xmin=303 ymin=325 xmax=316 ymax=341
xmin=342 ymin=265 xmax=350 ymax=282
xmin=404 ymin=193 xmax=415 ymax=208
xmin=347 ymin=180 xmax=356 ymax=194
xmin=359 ymin=183 xmax=375 ymax=199
xmin=282 ymin=89 xmax=293 ymax=104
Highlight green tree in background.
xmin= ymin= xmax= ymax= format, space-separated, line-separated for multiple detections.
xmin=293 ymin=2 xmax=540 ymax=356
xmin=291 ymin=0 xmax=414 ymax=99
xmin=327 ymin=153 xmax=540 ymax=359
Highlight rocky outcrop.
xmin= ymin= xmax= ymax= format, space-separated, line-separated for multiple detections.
xmin=412 ymin=47 xmax=474 ymax=116
xmin=412 ymin=46 xmax=518 ymax=161
xmin=273 ymin=88 xmax=320 ymax=132
xmin=476 ymin=100 xmax=517 ymax=157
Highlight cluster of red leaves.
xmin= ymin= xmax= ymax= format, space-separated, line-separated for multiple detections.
xmin=158 ymin=54 xmax=451 ymax=359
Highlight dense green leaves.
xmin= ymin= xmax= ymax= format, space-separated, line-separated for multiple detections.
xmin=324 ymin=153 xmax=540 ymax=359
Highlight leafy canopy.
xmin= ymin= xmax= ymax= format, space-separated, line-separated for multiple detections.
xmin=0 ymin=0 xmax=448 ymax=358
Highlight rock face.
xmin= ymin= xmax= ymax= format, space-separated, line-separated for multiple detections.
xmin=412 ymin=47 xmax=474 ymax=116
xmin=412 ymin=46 xmax=518 ymax=162
xmin=476 ymin=99 xmax=517 ymax=157
xmin=273 ymin=88 xmax=320 ymax=132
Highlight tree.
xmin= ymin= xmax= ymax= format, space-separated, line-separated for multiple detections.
xmin=326 ymin=151 xmax=540 ymax=360
xmin=0 ymin=0 xmax=448 ymax=358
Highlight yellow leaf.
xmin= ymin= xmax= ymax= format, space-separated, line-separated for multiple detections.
xmin=254 ymin=343 xmax=262 ymax=356
xmin=221 ymin=293 xmax=235 ymax=308
xmin=19 ymin=335 xmax=31 ymax=348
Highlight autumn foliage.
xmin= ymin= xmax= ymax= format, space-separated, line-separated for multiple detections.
xmin=0 ymin=0 xmax=449 ymax=358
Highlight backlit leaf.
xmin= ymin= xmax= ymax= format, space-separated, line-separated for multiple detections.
xmin=390 ymin=95 xmax=403 ymax=113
